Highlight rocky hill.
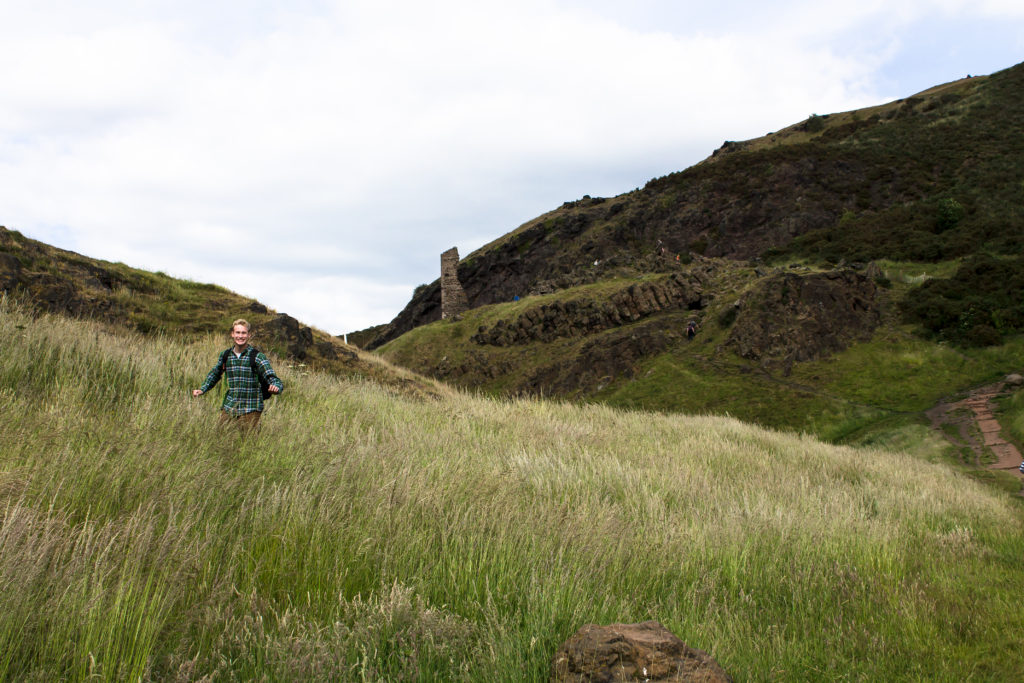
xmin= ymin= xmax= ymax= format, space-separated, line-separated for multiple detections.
xmin=369 ymin=61 xmax=1024 ymax=437
xmin=364 ymin=61 xmax=1023 ymax=351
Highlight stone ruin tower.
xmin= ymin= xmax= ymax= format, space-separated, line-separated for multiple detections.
xmin=440 ymin=247 xmax=468 ymax=320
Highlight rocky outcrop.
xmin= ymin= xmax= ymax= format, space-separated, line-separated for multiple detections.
xmin=0 ymin=252 xmax=22 ymax=291
xmin=726 ymin=269 xmax=880 ymax=369
xmin=263 ymin=312 xmax=357 ymax=363
xmin=471 ymin=273 xmax=704 ymax=347
xmin=551 ymin=621 xmax=731 ymax=682
xmin=440 ymin=247 xmax=468 ymax=320
xmin=525 ymin=319 xmax=680 ymax=396
xmin=423 ymin=317 xmax=683 ymax=397
xmin=0 ymin=240 xmax=109 ymax=319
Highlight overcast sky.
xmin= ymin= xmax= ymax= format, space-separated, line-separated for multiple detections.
xmin=2 ymin=1 xmax=1022 ymax=335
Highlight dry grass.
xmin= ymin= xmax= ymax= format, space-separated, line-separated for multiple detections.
xmin=1 ymin=298 xmax=1023 ymax=681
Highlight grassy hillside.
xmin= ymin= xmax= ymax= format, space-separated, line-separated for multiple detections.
xmin=367 ymin=62 xmax=1024 ymax=350
xmin=379 ymin=256 xmax=1024 ymax=446
xmin=0 ymin=225 xmax=440 ymax=400
xmin=365 ymin=62 xmax=1024 ymax=444
xmin=3 ymin=300 xmax=1024 ymax=681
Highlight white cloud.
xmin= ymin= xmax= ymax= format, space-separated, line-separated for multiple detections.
xmin=1 ymin=0 xmax=1022 ymax=333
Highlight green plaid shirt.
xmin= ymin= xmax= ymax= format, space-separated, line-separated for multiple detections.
xmin=200 ymin=346 xmax=283 ymax=415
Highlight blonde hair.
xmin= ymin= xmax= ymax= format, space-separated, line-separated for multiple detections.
xmin=231 ymin=319 xmax=251 ymax=332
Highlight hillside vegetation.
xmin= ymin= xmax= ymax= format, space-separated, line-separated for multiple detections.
xmin=0 ymin=225 xmax=439 ymax=400
xmin=2 ymin=301 xmax=1024 ymax=681
xmin=379 ymin=255 xmax=1024 ymax=445
xmin=371 ymin=61 xmax=1024 ymax=440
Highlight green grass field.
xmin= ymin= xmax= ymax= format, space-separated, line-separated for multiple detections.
xmin=2 ymin=299 xmax=1023 ymax=681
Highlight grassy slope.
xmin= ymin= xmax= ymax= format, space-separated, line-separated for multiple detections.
xmin=375 ymin=63 xmax=1024 ymax=419
xmin=0 ymin=225 xmax=441 ymax=400
xmin=2 ymin=301 xmax=1023 ymax=681
xmin=379 ymin=258 xmax=1024 ymax=449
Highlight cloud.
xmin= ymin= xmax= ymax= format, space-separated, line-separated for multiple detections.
xmin=1 ymin=1 xmax=1022 ymax=333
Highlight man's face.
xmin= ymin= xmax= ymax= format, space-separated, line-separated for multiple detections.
xmin=232 ymin=325 xmax=250 ymax=347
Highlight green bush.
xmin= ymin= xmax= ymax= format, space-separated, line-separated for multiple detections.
xmin=934 ymin=198 xmax=965 ymax=233
xmin=901 ymin=255 xmax=1024 ymax=346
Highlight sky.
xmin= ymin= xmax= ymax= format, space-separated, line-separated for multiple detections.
xmin=2 ymin=1 xmax=1022 ymax=335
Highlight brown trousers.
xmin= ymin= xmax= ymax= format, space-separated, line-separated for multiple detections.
xmin=219 ymin=410 xmax=262 ymax=432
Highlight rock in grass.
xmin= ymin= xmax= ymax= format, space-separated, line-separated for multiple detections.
xmin=551 ymin=620 xmax=731 ymax=682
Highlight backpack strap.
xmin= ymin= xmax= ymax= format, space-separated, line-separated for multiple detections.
xmin=248 ymin=347 xmax=273 ymax=399
xmin=248 ymin=347 xmax=262 ymax=375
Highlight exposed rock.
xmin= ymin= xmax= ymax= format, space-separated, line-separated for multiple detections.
xmin=472 ymin=273 xmax=704 ymax=347
xmin=710 ymin=139 xmax=751 ymax=158
xmin=0 ymin=252 xmax=24 ymax=291
xmin=264 ymin=313 xmax=315 ymax=360
xmin=1005 ymin=373 xmax=1024 ymax=387
xmin=727 ymin=269 xmax=880 ymax=370
xmin=345 ymin=323 xmax=389 ymax=350
xmin=551 ymin=621 xmax=731 ymax=682
xmin=526 ymin=319 xmax=679 ymax=396
xmin=315 ymin=340 xmax=338 ymax=360
xmin=863 ymin=261 xmax=884 ymax=280
xmin=33 ymin=273 xmax=85 ymax=315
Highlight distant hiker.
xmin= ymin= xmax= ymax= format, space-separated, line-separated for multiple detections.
xmin=686 ymin=319 xmax=698 ymax=340
xmin=1019 ymin=459 xmax=1024 ymax=475
xmin=192 ymin=319 xmax=283 ymax=430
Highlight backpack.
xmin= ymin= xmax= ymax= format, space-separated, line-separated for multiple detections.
xmin=220 ymin=347 xmax=274 ymax=400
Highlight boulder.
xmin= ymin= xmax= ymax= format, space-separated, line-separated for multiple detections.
xmin=551 ymin=621 xmax=731 ymax=682
xmin=1005 ymin=373 xmax=1024 ymax=387
xmin=264 ymin=313 xmax=315 ymax=360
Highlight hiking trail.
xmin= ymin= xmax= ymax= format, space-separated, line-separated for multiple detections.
xmin=926 ymin=375 xmax=1024 ymax=484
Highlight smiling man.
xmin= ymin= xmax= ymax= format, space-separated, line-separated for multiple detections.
xmin=192 ymin=319 xmax=283 ymax=430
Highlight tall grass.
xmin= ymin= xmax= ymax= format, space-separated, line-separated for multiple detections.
xmin=1 ymin=299 xmax=1023 ymax=680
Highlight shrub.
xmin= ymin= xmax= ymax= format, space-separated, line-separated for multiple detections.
xmin=901 ymin=254 xmax=1024 ymax=346
xmin=934 ymin=198 xmax=965 ymax=233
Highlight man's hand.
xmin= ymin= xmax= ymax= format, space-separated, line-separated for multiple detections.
xmin=191 ymin=389 xmax=203 ymax=397
xmin=268 ymin=385 xmax=281 ymax=394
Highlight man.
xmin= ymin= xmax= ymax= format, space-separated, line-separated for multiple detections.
xmin=192 ymin=319 xmax=283 ymax=430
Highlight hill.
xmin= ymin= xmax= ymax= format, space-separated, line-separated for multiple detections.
xmin=0 ymin=224 xmax=441 ymax=399
xmin=2 ymin=302 xmax=1023 ymax=680
xmin=367 ymin=61 xmax=1024 ymax=440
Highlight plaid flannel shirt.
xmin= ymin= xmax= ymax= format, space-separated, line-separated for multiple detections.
xmin=200 ymin=346 xmax=283 ymax=415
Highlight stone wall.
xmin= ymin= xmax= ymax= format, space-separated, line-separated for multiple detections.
xmin=440 ymin=247 xmax=468 ymax=320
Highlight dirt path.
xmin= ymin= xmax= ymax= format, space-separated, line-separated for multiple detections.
xmin=926 ymin=376 xmax=1024 ymax=479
